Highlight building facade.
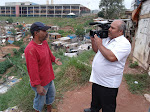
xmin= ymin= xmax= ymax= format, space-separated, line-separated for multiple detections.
xmin=0 ymin=2 xmax=90 ymax=17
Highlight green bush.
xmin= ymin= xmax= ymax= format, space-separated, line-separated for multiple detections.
xmin=57 ymin=30 xmax=65 ymax=34
xmin=13 ymin=49 xmax=18 ymax=55
xmin=6 ymin=18 xmax=13 ymax=24
xmin=13 ymin=40 xmax=23 ymax=47
xmin=75 ymin=24 xmax=85 ymax=38
xmin=0 ymin=60 xmax=13 ymax=74
xmin=19 ymin=44 xmax=26 ymax=53
xmin=84 ymin=19 xmax=93 ymax=27
xmin=129 ymin=61 xmax=138 ymax=68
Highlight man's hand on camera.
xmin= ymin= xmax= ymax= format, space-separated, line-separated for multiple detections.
xmin=94 ymin=34 xmax=102 ymax=46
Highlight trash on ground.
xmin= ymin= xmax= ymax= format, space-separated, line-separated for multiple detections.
xmin=134 ymin=81 xmax=138 ymax=84
xmin=0 ymin=106 xmax=22 ymax=112
xmin=0 ymin=76 xmax=21 ymax=94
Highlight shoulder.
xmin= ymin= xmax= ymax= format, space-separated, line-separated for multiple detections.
xmin=43 ymin=40 xmax=48 ymax=44
xmin=43 ymin=40 xmax=49 ymax=47
xmin=25 ymin=41 xmax=36 ymax=53
xmin=112 ymin=36 xmax=131 ymax=53
xmin=116 ymin=35 xmax=131 ymax=46
xmin=102 ymin=37 xmax=110 ymax=43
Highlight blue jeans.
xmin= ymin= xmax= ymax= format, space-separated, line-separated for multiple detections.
xmin=30 ymin=80 xmax=56 ymax=112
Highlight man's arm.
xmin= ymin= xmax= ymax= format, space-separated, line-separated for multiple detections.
xmin=91 ymin=37 xmax=98 ymax=53
xmin=25 ymin=48 xmax=42 ymax=86
xmin=94 ymin=34 xmax=117 ymax=62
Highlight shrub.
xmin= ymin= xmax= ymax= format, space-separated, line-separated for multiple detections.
xmin=0 ymin=60 xmax=13 ymax=74
xmin=13 ymin=40 xmax=23 ymax=47
xmin=13 ymin=49 xmax=18 ymax=55
xmin=57 ymin=30 xmax=64 ymax=34
xmin=129 ymin=61 xmax=138 ymax=68
xmin=6 ymin=18 xmax=13 ymax=24
xmin=19 ymin=45 xmax=26 ymax=53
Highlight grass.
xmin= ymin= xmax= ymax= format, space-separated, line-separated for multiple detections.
xmin=0 ymin=16 xmax=96 ymax=111
xmin=129 ymin=61 xmax=138 ymax=68
xmin=124 ymin=73 xmax=150 ymax=94
xmin=0 ymin=16 xmax=95 ymax=28
xmin=2 ymin=15 xmax=149 ymax=111
xmin=1 ymin=46 xmax=150 ymax=111
xmin=0 ymin=49 xmax=95 ymax=112
xmin=0 ymin=74 xmax=35 ymax=110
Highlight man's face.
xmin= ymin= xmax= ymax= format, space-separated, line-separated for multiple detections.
xmin=108 ymin=21 xmax=122 ymax=39
xmin=38 ymin=30 xmax=48 ymax=42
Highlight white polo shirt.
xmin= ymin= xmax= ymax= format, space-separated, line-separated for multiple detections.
xmin=89 ymin=35 xmax=131 ymax=88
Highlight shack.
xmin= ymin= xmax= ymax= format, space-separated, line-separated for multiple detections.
xmin=49 ymin=33 xmax=61 ymax=40
xmin=132 ymin=0 xmax=150 ymax=74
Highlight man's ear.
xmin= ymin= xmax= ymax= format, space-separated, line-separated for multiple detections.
xmin=34 ymin=31 xmax=38 ymax=36
xmin=119 ymin=30 xmax=123 ymax=35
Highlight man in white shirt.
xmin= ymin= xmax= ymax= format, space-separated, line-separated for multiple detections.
xmin=84 ymin=20 xmax=131 ymax=112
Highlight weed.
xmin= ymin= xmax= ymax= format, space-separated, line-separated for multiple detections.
xmin=129 ymin=61 xmax=138 ymax=68
xmin=124 ymin=73 xmax=150 ymax=94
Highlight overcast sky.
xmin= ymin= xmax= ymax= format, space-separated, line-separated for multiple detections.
xmin=0 ymin=0 xmax=133 ymax=10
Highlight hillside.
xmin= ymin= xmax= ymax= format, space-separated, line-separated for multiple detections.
xmin=0 ymin=15 xmax=149 ymax=112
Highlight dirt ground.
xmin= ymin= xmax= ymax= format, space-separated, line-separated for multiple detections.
xmin=0 ymin=44 xmax=20 ymax=62
xmin=57 ymin=60 xmax=150 ymax=112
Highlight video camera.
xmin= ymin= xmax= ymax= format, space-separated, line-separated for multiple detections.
xmin=89 ymin=20 xmax=112 ymax=38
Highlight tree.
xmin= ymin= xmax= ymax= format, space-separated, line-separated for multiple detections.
xmin=98 ymin=8 xmax=105 ymax=18
xmin=99 ymin=0 xmax=126 ymax=19
xmin=11 ymin=28 xmax=17 ymax=41
xmin=17 ymin=24 xmax=23 ymax=30
xmin=75 ymin=25 xmax=85 ymax=41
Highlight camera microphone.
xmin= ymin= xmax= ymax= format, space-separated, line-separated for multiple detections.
xmin=89 ymin=22 xmax=98 ymax=25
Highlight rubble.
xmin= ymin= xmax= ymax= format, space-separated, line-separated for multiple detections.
xmin=144 ymin=94 xmax=150 ymax=102
xmin=0 ymin=76 xmax=21 ymax=94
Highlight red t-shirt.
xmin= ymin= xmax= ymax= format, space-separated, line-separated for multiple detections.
xmin=25 ymin=40 xmax=55 ymax=87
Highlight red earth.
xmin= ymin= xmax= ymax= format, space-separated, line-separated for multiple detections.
xmin=57 ymin=60 xmax=150 ymax=112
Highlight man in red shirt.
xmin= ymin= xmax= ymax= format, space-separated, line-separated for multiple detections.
xmin=25 ymin=22 xmax=62 ymax=112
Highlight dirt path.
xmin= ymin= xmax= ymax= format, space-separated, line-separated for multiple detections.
xmin=0 ymin=44 xmax=20 ymax=57
xmin=57 ymin=61 xmax=150 ymax=112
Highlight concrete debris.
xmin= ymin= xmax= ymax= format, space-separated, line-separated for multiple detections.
xmin=0 ymin=106 xmax=22 ymax=112
xmin=144 ymin=94 xmax=150 ymax=102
